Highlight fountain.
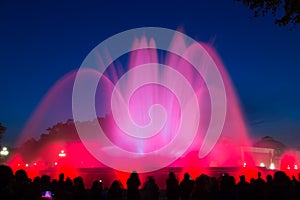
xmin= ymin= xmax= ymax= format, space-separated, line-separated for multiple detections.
xmin=9 ymin=27 xmax=254 ymax=188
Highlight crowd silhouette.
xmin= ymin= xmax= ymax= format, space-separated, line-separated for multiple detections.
xmin=1 ymin=164 xmax=300 ymax=200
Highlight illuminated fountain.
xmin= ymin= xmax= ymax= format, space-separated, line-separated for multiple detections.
xmin=72 ymin=28 xmax=251 ymax=173
xmin=9 ymin=28 xmax=256 ymax=187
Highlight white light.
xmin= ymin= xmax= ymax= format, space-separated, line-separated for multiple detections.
xmin=0 ymin=147 xmax=9 ymax=156
xmin=294 ymin=164 xmax=298 ymax=170
xmin=58 ymin=150 xmax=66 ymax=157
xmin=270 ymin=163 xmax=275 ymax=170
xmin=54 ymin=162 xmax=58 ymax=166
xmin=17 ymin=163 xmax=20 ymax=167
xmin=287 ymin=165 xmax=291 ymax=170
xmin=25 ymin=164 xmax=29 ymax=167
xmin=259 ymin=162 xmax=265 ymax=167
xmin=34 ymin=162 xmax=37 ymax=166
xmin=243 ymin=162 xmax=246 ymax=168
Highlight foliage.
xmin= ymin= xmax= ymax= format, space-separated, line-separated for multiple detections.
xmin=236 ymin=0 xmax=300 ymax=28
xmin=17 ymin=119 xmax=79 ymax=161
xmin=0 ymin=123 xmax=7 ymax=146
xmin=25 ymin=119 xmax=78 ymax=145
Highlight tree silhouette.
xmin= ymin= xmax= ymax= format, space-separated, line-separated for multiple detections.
xmin=16 ymin=119 xmax=80 ymax=162
xmin=236 ymin=0 xmax=300 ymax=28
xmin=0 ymin=123 xmax=6 ymax=146
xmin=15 ymin=118 xmax=104 ymax=165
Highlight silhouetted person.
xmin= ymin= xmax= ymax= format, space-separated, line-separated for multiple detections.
xmin=264 ymin=174 xmax=273 ymax=200
xmin=219 ymin=173 xmax=236 ymax=200
xmin=31 ymin=176 xmax=42 ymax=200
xmin=253 ymin=172 xmax=265 ymax=200
xmin=58 ymin=173 xmax=65 ymax=189
xmin=290 ymin=175 xmax=300 ymax=199
xmin=192 ymin=174 xmax=212 ymax=200
xmin=108 ymin=180 xmax=123 ymax=200
xmin=40 ymin=174 xmax=52 ymax=196
xmin=166 ymin=171 xmax=180 ymax=200
xmin=210 ymin=177 xmax=219 ymax=200
xmin=180 ymin=172 xmax=194 ymax=200
xmin=64 ymin=177 xmax=74 ymax=200
xmin=236 ymin=175 xmax=250 ymax=200
xmin=0 ymin=165 xmax=16 ymax=200
xmin=54 ymin=173 xmax=66 ymax=200
xmin=73 ymin=176 xmax=87 ymax=200
xmin=266 ymin=174 xmax=272 ymax=184
xmin=14 ymin=169 xmax=34 ymax=200
xmin=256 ymin=172 xmax=266 ymax=185
xmin=126 ymin=171 xmax=141 ymax=200
xmin=90 ymin=180 xmax=103 ymax=200
xmin=266 ymin=171 xmax=291 ymax=200
xmin=142 ymin=176 xmax=159 ymax=200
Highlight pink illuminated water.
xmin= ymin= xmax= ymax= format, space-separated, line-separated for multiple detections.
xmin=8 ymin=28 xmax=256 ymax=187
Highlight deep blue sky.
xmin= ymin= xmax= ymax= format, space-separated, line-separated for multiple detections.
xmin=0 ymin=0 xmax=299 ymax=148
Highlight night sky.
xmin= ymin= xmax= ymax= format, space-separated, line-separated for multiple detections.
xmin=0 ymin=0 xmax=300 ymax=148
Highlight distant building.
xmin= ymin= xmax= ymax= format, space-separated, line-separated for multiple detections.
xmin=242 ymin=136 xmax=300 ymax=170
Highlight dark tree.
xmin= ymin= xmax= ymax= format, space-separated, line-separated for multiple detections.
xmin=0 ymin=123 xmax=6 ymax=146
xmin=236 ymin=0 xmax=300 ymax=28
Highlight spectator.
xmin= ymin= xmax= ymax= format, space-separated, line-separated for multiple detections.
xmin=0 ymin=165 xmax=16 ymax=200
xmin=90 ymin=180 xmax=103 ymax=200
xmin=73 ymin=176 xmax=88 ymax=200
xmin=108 ymin=180 xmax=123 ymax=200
xmin=166 ymin=171 xmax=180 ymax=200
xmin=219 ymin=173 xmax=236 ymax=200
xmin=142 ymin=176 xmax=159 ymax=200
xmin=14 ymin=169 xmax=33 ymax=200
xmin=192 ymin=174 xmax=212 ymax=200
xmin=180 ymin=172 xmax=194 ymax=200
xmin=126 ymin=171 xmax=141 ymax=200
xmin=236 ymin=175 xmax=250 ymax=200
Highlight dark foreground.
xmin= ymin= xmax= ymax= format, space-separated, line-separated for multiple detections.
xmin=1 ymin=164 xmax=300 ymax=200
